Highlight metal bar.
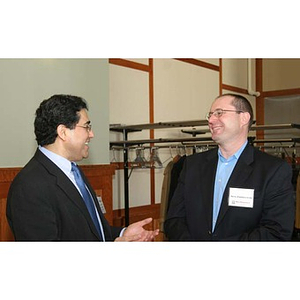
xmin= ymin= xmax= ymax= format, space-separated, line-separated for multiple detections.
xmin=110 ymin=136 xmax=214 ymax=146
xmin=110 ymin=119 xmax=209 ymax=131
xmin=251 ymin=123 xmax=300 ymax=130
xmin=110 ymin=137 xmax=300 ymax=150
xmin=110 ymin=121 xmax=300 ymax=132
xmin=181 ymin=124 xmax=300 ymax=136
xmin=122 ymin=129 xmax=130 ymax=227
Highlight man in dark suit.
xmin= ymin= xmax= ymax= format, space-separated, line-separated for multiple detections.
xmin=7 ymin=94 xmax=159 ymax=241
xmin=165 ymin=93 xmax=295 ymax=240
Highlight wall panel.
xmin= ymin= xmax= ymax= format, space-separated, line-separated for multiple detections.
xmin=222 ymin=58 xmax=248 ymax=89
xmin=263 ymin=59 xmax=300 ymax=91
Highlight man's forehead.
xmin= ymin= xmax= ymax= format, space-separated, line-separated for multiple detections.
xmin=78 ymin=109 xmax=90 ymax=123
xmin=212 ymin=95 xmax=234 ymax=107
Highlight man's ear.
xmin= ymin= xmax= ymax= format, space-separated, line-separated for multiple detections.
xmin=241 ymin=112 xmax=251 ymax=127
xmin=57 ymin=124 xmax=68 ymax=141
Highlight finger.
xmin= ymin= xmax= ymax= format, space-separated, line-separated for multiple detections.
xmin=154 ymin=229 xmax=160 ymax=235
xmin=139 ymin=229 xmax=159 ymax=241
xmin=115 ymin=234 xmax=142 ymax=242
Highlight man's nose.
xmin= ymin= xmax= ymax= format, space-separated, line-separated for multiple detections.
xmin=89 ymin=129 xmax=94 ymax=138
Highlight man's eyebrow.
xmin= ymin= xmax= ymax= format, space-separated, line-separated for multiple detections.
xmin=84 ymin=120 xmax=91 ymax=125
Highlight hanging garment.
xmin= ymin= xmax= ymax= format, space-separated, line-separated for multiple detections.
xmin=295 ymin=173 xmax=300 ymax=229
xmin=159 ymin=160 xmax=175 ymax=232
xmin=167 ymin=155 xmax=186 ymax=213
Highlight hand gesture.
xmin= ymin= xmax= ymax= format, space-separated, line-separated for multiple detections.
xmin=115 ymin=218 xmax=159 ymax=242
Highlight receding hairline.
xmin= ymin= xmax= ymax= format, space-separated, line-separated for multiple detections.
xmin=214 ymin=94 xmax=237 ymax=103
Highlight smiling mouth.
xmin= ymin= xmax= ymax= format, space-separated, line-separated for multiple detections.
xmin=211 ymin=126 xmax=221 ymax=132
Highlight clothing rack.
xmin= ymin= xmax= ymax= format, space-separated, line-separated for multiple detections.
xmin=110 ymin=120 xmax=300 ymax=226
xmin=181 ymin=123 xmax=300 ymax=136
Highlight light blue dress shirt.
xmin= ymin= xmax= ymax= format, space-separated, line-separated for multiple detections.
xmin=212 ymin=141 xmax=248 ymax=232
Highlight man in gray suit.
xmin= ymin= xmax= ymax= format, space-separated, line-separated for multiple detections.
xmin=165 ymin=93 xmax=295 ymax=240
xmin=7 ymin=94 xmax=159 ymax=241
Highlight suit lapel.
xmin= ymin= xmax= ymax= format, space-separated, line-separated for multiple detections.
xmin=200 ymin=149 xmax=219 ymax=230
xmin=57 ymin=175 xmax=103 ymax=240
xmin=34 ymin=149 xmax=102 ymax=240
xmin=215 ymin=144 xmax=254 ymax=229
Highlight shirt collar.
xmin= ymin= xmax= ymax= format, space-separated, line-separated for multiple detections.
xmin=218 ymin=140 xmax=248 ymax=162
xmin=39 ymin=145 xmax=73 ymax=176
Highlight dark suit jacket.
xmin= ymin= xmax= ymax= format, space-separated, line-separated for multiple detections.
xmin=6 ymin=149 xmax=122 ymax=241
xmin=165 ymin=143 xmax=295 ymax=241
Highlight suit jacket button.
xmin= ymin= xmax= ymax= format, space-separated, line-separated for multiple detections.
xmin=208 ymin=230 xmax=212 ymax=235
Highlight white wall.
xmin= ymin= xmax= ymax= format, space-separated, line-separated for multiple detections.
xmin=153 ymin=59 xmax=220 ymax=205
xmin=110 ymin=59 xmax=221 ymax=209
xmin=0 ymin=59 xmax=110 ymax=167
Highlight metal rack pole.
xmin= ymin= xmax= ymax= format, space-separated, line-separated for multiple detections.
xmin=123 ymin=129 xmax=130 ymax=226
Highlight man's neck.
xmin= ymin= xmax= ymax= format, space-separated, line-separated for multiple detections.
xmin=218 ymin=138 xmax=248 ymax=159
xmin=43 ymin=144 xmax=67 ymax=160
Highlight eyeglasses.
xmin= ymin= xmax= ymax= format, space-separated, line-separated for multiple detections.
xmin=76 ymin=124 xmax=92 ymax=132
xmin=206 ymin=109 xmax=244 ymax=121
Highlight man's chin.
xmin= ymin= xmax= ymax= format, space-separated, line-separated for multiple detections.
xmin=83 ymin=151 xmax=90 ymax=159
xmin=211 ymin=135 xmax=219 ymax=142
xmin=82 ymin=154 xmax=89 ymax=159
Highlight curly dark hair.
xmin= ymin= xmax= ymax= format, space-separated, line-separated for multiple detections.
xmin=34 ymin=94 xmax=88 ymax=146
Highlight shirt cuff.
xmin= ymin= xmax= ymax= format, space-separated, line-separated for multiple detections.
xmin=119 ymin=227 xmax=127 ymax=237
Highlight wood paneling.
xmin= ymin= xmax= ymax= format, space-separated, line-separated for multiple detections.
xmin=262 ymin=88 xmax=300 ymax=98
xmin=0 ymin=168 xmax=20 ymax=240
xmin=219 ymin=58 xmax=223 ymax=95
xmin=112 ymin=203 xmax=163 ymax=241
xmin=175 ymin=58 xmax=220 ymax=72
xmin=0 ymin=198 xmax=14 ymax=241
xmin=255 ymin=59 xmax=264 ymax=140
xmin=113 ymin=203 xmax=160 ymax=227
xmin=222 ymin=84 xmax=248 ymax=95
xmin=0 ymin=168 xmax=21 ymax=199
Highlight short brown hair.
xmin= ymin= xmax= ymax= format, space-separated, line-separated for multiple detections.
xmin=216 ymin=93 xmax=254 ymax=130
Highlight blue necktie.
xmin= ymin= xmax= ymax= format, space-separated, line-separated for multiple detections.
xmin=71 ymin=163 xmax=103 ymax=240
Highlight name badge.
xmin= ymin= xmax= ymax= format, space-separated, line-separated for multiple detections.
xmin=97 ymin=196 xmax=106 ymax=214
xmin=228 ymin=188 xmax=254 ymax=208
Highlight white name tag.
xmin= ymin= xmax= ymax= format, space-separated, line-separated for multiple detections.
xmin=97 ymin=196 xmax=106 ymax=214
xmin=228 ymin=188 xmax=254 ymax=208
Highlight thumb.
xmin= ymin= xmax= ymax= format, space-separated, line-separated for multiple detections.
xmin=137 ymin=217 xmax=153 ymax=227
